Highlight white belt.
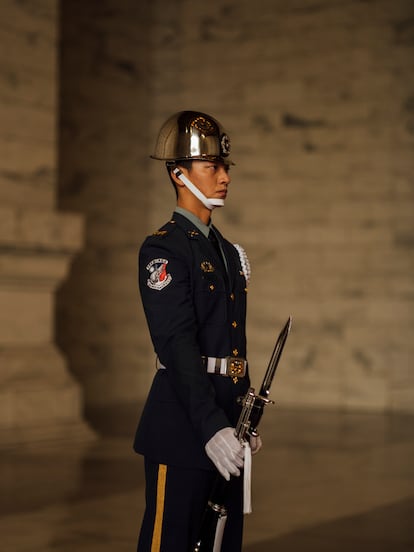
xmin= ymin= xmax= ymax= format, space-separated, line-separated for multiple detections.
xmin=157 ymin=356 xmax=247 ymax=378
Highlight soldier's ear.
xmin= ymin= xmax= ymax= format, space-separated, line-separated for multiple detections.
xmin=171 ymin=166 xmax=187 ymax=188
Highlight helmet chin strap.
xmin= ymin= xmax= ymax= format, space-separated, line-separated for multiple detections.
xmin=173 ymin=168 xmax=224 ymax=210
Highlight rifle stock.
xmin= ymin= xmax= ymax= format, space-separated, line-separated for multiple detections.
xmin=193 ymin=475 xmax=228 ymax=552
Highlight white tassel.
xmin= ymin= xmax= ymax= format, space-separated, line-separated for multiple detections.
xmin=213 ymin=515 xmax=227 ymax=552
xmin=243 ymin=441 xmax=252 ymax=514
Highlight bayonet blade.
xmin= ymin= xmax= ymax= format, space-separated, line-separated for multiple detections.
xmin=259 ymin=316 xmax=292 ymax=398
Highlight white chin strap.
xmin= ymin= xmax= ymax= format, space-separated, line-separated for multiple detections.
xmin=173 ymin=168 xmax=224 ymax=210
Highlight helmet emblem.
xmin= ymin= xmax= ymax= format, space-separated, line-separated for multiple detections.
xmin=191 ymin=116 xmax=215 ymax=136
xmin=220 ymin=133 xmax=231 ymax=155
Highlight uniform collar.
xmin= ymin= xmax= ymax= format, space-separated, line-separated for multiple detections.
xmin=174 ymin=207 xmax=211 ymax=238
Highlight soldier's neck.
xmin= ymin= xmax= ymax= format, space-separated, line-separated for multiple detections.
xmin=177 ymin=198 xmax=212 ymax=225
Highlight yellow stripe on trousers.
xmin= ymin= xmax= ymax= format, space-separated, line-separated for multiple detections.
xmin=151 ymin=464 xmax=167 ymax=552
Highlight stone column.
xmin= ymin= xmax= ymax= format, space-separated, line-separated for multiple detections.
xmin=0 ymin=0 xmax=94 ymax=445
xmin=0 ymin=210 xmax=95 ymax=444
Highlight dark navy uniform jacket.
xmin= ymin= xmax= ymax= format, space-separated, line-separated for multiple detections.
xmin=133 ymin=211 xmax=250 ymax=470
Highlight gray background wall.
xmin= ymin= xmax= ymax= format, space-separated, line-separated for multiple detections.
xmin=1 ymin=0 xmax=413 ymax=443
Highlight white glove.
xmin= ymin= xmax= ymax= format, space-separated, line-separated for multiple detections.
xmin=250 ymin=434 xmax=263 ymax=455
xmin=205 ymin=427 xmax=244 ymax=481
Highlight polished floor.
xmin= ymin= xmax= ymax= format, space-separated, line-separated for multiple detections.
xmin=1 ymin=406 xmax=414 ymax=551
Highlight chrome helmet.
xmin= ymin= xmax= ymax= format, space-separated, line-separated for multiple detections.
xmin=151 ymin=110 xmax=233 ymax=164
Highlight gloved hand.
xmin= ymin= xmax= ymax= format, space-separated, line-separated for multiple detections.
xmin=205 ymin=427 xmax=244 ymax=481
xmin=250 ymin=434 xmax=263 ymax=455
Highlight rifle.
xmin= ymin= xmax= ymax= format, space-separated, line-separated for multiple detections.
xmin=192 ymin=316 xmax=292 ymax=552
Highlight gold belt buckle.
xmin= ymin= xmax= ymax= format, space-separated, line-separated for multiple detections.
xmin=227 ymin=357 xmax=245 ymax=383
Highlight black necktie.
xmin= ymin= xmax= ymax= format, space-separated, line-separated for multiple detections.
xmin=209 ymin=229 xmax=226 ymax=271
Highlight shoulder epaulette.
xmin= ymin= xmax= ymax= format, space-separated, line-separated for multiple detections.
xmin=149 ymin=219 xmax=178 ymax=239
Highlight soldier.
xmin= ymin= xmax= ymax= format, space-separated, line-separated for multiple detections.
xmin=134 ymin=110 xmax=261 ymax=551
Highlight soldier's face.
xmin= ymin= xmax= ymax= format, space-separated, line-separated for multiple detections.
xmin=186 ymin=161 xmax=231 ymax=202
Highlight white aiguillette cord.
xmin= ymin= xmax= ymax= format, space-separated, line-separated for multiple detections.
xmin=243 ymin=440 xmax=252 ymax=514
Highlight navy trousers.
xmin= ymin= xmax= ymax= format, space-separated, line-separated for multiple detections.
xmin=137 ymin=458 xmax=244 ymax=551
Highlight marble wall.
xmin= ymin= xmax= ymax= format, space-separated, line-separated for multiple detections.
xmin=1 ymin=0 xmax=413 ymax=446
xmin=56 ymin=0 xmax=154 ymax=411
xmin=145 ymin=0 xmax=414 ymax=413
